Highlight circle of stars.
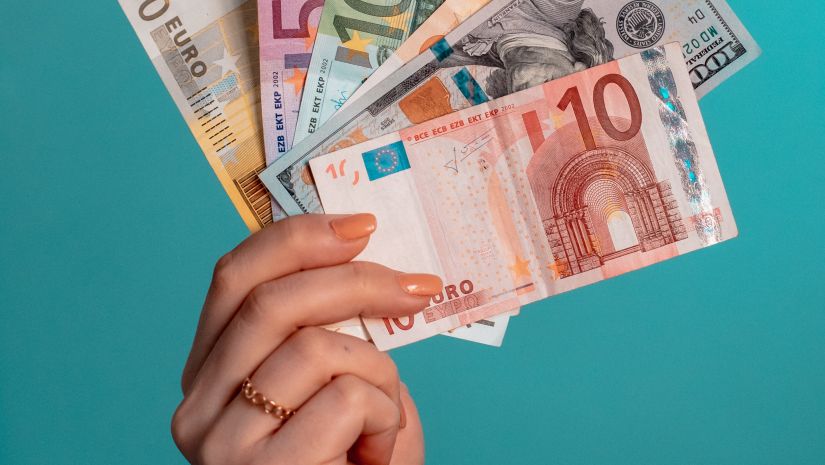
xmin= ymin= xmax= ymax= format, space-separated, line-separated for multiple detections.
xmin=374 ymin=148 xmax=399 ymax=174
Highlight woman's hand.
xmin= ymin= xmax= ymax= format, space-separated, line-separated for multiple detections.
xmin=172 ymin=214 xmax=441 ymax=465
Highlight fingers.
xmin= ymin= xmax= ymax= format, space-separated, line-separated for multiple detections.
xmin=182 ymin=213 xmax=377 ymax=393
xmin=178 ymin=261 xmax=441 ymax=442
xmin=210 ymin=328 xmax=404 ymax=446
xmin=389 ymin=385 xmax=425 ymax=465
xmin=259 ymin=375 xmax=402 ymax=465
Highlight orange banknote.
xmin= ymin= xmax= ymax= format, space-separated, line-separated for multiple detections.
xmin=310 ymin=43 xmax=737 ymax=349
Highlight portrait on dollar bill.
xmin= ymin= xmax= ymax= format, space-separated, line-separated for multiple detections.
xmin=436 ymin=0 xmax=614 ymax=97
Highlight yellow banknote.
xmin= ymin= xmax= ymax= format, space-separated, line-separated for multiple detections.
xmin=120 ymin=0 xmax=275 ymax=231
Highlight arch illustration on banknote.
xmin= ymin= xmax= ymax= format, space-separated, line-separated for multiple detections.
xmin=259 ymin=0 xmax=760 ymax=219
xmin=527 ymin=121 xmax=687 ymax=279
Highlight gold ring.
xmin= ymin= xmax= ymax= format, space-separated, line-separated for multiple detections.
xmin=241 ymin=378 xmax=297 ymax=421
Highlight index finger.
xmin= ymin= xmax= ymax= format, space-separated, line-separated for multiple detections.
xmin=182 ymin=213 xmax=377 ymax=391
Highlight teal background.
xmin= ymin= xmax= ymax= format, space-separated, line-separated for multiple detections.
xmin=1 ymin=1 xmax=823 ymax=464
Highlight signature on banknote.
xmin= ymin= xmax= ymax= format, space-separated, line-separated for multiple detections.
xmin=331 ymin=89 xmax=350 ymax=110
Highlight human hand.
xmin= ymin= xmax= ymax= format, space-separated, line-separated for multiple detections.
xmin=172 ymin=214 xmax=441 ymax=465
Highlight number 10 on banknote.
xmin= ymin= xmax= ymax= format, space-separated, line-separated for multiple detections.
xmin=292 ymin=0 xmax=443 ymax=142
xmin=310 ymin=44 xmax=738 ymax=349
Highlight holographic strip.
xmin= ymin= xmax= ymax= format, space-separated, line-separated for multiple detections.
xmin=452 ymin=67 xmax=490 ymax=105
xmin=641 ymin=47 xmax=722 ymax=245
xmin=429 ymin=37 xmax=453 ymax=62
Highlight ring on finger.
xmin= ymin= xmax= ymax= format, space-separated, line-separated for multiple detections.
xmin=241 ymin=377 xmax=297 ymax=421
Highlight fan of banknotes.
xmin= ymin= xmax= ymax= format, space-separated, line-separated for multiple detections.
xmin=121 ymin=0 xmax=759 ymax=350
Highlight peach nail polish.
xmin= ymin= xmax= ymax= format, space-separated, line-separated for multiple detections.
xmin=329 ymin=213 xmax=376 ymax=240
xmin=397 ymin=273 xmax=443 ymax=296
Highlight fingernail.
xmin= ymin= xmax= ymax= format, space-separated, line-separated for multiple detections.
xmin=397 ymin=273 xmax=442 ymax=296
xmin=329 ymin=213 xmax=376 ymax=240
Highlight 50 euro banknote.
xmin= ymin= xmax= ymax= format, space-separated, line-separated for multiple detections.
xmin=260 ymin=0 xmax=759 ymax=216
xmin=258 ymin=0 xmax=324 ymax=161
xmin=309 ymin=43 xmax=738 ymax=349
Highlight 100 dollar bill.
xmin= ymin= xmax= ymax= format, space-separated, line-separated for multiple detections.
xmin=311 ymin=43 xmax=738 ymax=349
xmin=292 ymin=0 xmax=445 ymax=142
xmin=261 ymin=0 xmax=759 ymax=215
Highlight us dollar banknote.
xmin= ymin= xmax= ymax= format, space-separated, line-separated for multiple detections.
xmin=291 ymin=0 xmax=445 ymax=142
xmin=260 ymin=0 xmax=760 ymax=215
xmin=310 ymin=43 xmax=738 ymax=349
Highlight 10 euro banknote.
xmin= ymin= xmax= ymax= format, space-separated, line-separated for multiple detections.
xmin=309 ymin=43 xmax=738 ymax=349
xmin=261 ymin=0 xmax=759 ymax=216
xmin=292 ymin=0 xmax=445 ymax=142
